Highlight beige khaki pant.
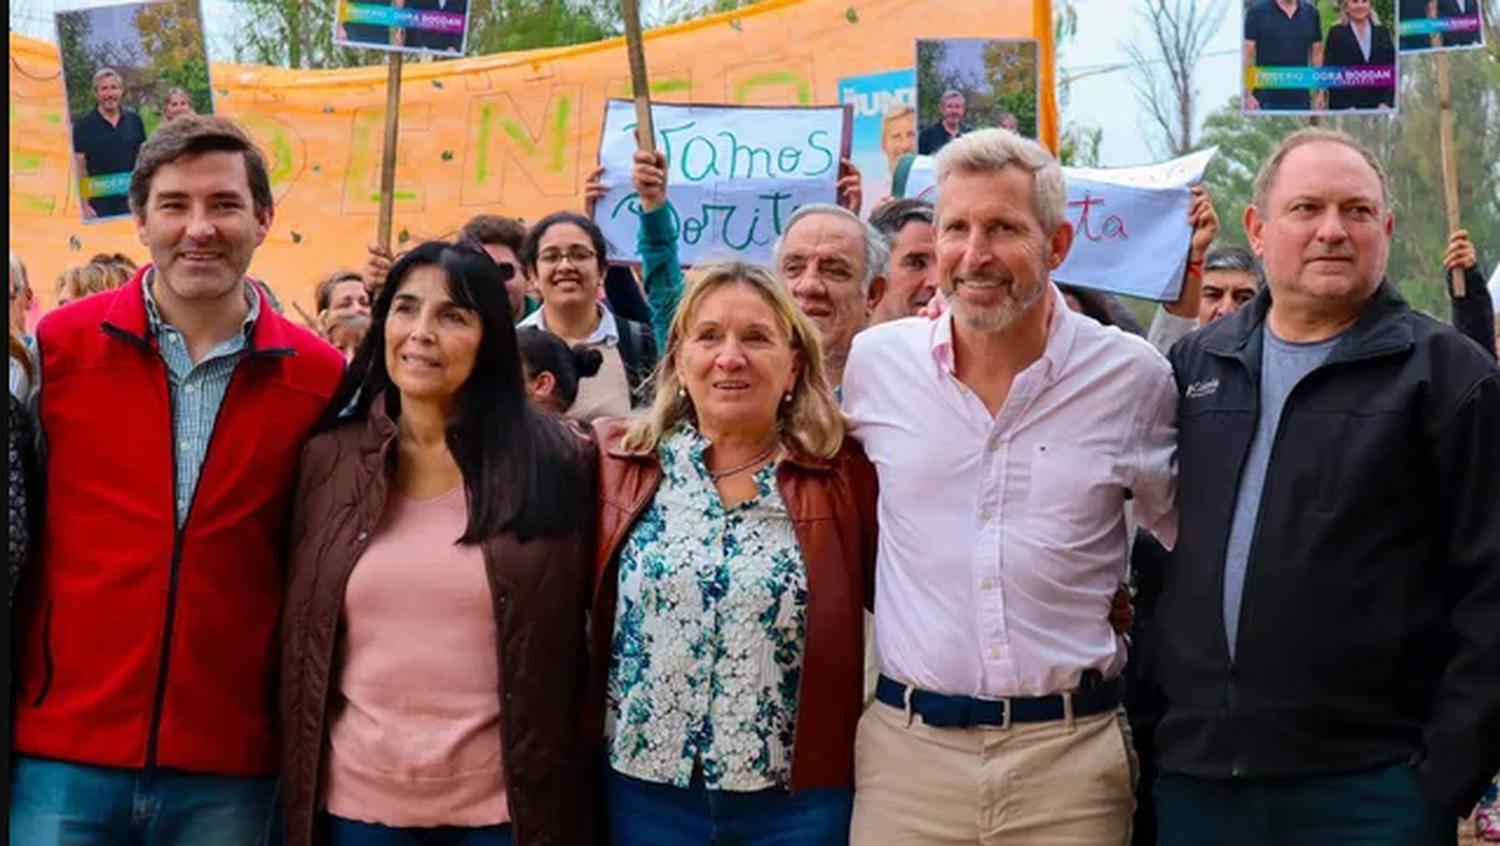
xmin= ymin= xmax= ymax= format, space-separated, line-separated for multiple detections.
xmin=851 ymin=699 xmax=1136 ymax=845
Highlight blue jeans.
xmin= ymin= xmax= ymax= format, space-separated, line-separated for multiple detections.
xmin=325 ymin=815 xmax=512 ymax=846
xmin=1156 ymin=761 xmax=1457 ymax=846
xmin=9 ymin=756 xmax=277 ymax=846
xmin=605 ymin=767 xmax=851 ymax=846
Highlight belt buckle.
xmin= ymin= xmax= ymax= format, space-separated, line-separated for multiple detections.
xmin=998 ymin=696 xmax=1012 ymax=730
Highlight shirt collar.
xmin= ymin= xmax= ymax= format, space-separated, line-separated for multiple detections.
xmin=518 ymin=302 xmax=620 ymax=346
xmin=142 ymin=267 xmax=261 ymax=342
xmin=928 ymin=283 xmax=1076 ymax=382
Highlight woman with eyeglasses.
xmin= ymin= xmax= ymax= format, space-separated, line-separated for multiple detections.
xmin=517 ymin=212 xmax=657 ymax=422
xmin=280 ymin=241 xmax=598 ymax=846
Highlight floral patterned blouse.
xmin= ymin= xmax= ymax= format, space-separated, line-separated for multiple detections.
xmin=607 ymin=424 xmax=809 ymax=792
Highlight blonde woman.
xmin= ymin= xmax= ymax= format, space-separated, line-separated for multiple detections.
xmin=1324 ymin=0 xmax=1396 ymax=110
xmin=55 ymin=262 xmax=124 ymax=308
xmin=590 ymin=261 xmax=877 ymax=845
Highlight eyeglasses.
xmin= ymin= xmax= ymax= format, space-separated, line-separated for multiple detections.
xmin=537 ymin=247 xmax=597 ymax=268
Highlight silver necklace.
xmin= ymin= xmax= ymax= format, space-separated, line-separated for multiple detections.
xmin=708 ymin=441 xmax=779 ymax=481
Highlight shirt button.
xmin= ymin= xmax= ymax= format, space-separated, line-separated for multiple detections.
xmin=184 ymin=384 xmax=197 ymax=394
xmin=979 ymin=508 xmax=994 ymax=523
xmin=982 ymin=578 xmax=995 ymax=591
xmin=989 ymin=647 xmax=1001 ymax=659
xmin=987 ymin=434 xmax=1001 ymax=453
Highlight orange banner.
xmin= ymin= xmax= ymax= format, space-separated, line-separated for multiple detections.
xmin=9 ymin=0 xmax=1054 ymax=311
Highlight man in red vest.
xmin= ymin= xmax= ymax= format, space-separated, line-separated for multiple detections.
xmin=11 ymin=115 xmax=345 ymax=845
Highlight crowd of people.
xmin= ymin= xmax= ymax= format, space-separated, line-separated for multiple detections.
xmin=7 ymin=109 xmax=1500 ymax=846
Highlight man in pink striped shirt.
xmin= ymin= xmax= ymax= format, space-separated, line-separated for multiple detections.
xmin=844 ymin=128 xmax=1178 ymax=845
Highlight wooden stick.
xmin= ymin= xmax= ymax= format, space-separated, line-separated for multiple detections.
xmin=620 ymin=0 xmax=655 ymax=152
xmin=1436 ymin=52 xmax=1466 ymax=297
xmin=377 ymin=52 xmax=405 ymax=254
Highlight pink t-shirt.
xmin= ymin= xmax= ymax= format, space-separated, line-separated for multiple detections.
xmin=324 ymin=486 xmax=509 ymax=828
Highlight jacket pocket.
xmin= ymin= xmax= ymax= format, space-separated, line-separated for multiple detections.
xmin=31 ymin=598 xmax=53 ymax=708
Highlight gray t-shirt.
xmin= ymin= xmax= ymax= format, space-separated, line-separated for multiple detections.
xmin=1222 ymin=325 xmax=1342 ymax=659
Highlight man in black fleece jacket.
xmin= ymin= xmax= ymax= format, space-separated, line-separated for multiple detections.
xmin=1155 ymin=129 xmax=1500 ymax=846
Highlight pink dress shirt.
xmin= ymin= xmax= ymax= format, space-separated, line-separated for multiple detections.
xmin=843 ymin=287 xmax=1178 ymax=698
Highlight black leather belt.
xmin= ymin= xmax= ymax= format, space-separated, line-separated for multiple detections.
xmin=875 ymin=673 xmax=1123 ymax=729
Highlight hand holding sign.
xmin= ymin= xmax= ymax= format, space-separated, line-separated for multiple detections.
xmin=837 ymin=158 xmax=863 ymax=214
xmin=1445 ymin=230 xmax=1478 ymax=273
xmin=633 ymin=150 xmax=669 ymax=214
xmin=1165 ymin=186 xmax=1220 ymax=319
xmin=1188 ymin=186 xmax=1219 ymax=260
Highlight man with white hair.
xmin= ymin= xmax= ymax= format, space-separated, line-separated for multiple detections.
xmin=843 ymin=128 xmax=1177 ymax=844
xmin=774 ymin=203 xmax=889 ymax=386
xmin=72 ymin=67 xmax=146 ymax=220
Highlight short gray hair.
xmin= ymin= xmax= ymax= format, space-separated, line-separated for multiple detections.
xmin=1252 ymin=128 xmax=1390 ymax=212
xmin=935 ymin=128 xmax=1067 ymax=234
xmin=93 ymin=67 xmax=122 ymax=85
xmin=774 ymin=204 xmax=890 ymax=295
xmin=940 ymin=90 xmax=965 ymax=104
xmin=9 ymin=250 xmax=28 ymax=292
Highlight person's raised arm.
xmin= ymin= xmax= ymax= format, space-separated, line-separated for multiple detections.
xmin=631 ymin=150 xmax=684 ymax=351
xmin=1444 ymin=230 xmax=1496 ymax=361
xmin=837 ymin=158 xmax=864 ymax=215
xmin=1162 ymin=185 xmax=1217 ymax=319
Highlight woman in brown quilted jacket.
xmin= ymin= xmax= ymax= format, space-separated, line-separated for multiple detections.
xmin=280 ymin=241 xmax=598 ymax=846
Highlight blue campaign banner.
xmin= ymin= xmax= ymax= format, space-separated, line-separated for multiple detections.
xmin=837 ymin=69 xmax=916 ymax=216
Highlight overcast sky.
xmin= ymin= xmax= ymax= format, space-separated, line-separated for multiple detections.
xmin=18 ymin=0 xmax=1242 ymax=167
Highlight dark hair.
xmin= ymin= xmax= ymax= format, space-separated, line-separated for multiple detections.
xmin=1055 ymin=284 xmax=1146 ymax=337
xmin=869 ymin=198 xmax=935 ymax=238
xmin=516 ymin=328 xmax=603 ymax=411
xmin=316 ymin=270 xmax=365 ymax=312
xmin=322 ymin=241 xmax=587 ymax=542
xmin=130 ymin=115 xmax=273 ymax=218
xmin=1204 ymin=245 xmax=1265 ymax=289
xmin=520 ymin=211 xmax=610 ymax=276
xmin=458 ymin=215 xmax=527 ymax=257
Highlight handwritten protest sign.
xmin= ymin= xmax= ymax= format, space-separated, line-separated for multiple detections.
xmin=895 ymin=148 xmax=1216 ymax=302
xmin=595 ymin=100 xmax=852 ymax=265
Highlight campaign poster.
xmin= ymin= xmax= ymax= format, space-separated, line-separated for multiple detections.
xmin=838 ymin=69 xmax=917 ymax=216
xmin=914 ymin=38 xmax=1040 ymax=158
xmin=334 ymin=0 xmax=470 ymax=57
xmin=56 ymin=0 xmax=215 ymax=224
xmin=1397 ymin=0 xmax=1486 ymax=52
xmin=1241 ymin=0 xmax=1400 ymax=116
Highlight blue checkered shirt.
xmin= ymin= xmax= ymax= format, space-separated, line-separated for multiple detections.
xmin=142 ymin=274 xmax=260 ymax=526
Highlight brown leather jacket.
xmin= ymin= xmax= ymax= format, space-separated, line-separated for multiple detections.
xmin=281 ymin=397 xmax=599 ymax=846
xmin=589 ymin=418 xmax=878 ymax=789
